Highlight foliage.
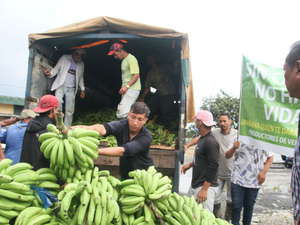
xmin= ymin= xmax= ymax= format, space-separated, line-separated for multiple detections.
xmin=185 ymin=122 xmax=198 ymax=138
xmin=200 ymin=89 xmax=239 ymax=128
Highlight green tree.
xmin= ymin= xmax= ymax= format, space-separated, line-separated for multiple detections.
xmin=201 ymin=89 xmax=239 ymax=128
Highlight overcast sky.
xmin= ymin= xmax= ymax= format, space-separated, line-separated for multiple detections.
xmin=1 ymin=0 xmax=300 ymax=111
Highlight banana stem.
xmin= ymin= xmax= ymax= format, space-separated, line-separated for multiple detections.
xmin=150 ymin=201 xmax=166 ymax=225
xmin=56 ymin=110 xmax=69 ymax=139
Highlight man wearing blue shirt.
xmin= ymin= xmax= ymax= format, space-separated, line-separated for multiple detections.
xmin=1 ymin=110 xmax=36 ymax=165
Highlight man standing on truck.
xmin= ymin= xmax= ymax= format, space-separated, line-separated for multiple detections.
xmin=140 ymin=53 xmax=179 ymax=135
xmin=108 ymin=43 xmax=141 ymax=120
xmin=283 ymin=40 xmax=300 ymax=225
xmin=72 ymin=102 xmax=153 ymax=180
xmin=20 ymin=94 xmax=59 ymax=171
xmin=43 ymin=49 xmax=86 ymax=128
xmin=181 ymin=110 xmax=219 ymax=213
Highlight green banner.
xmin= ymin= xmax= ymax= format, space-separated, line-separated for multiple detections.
xmin=239 ymin=56 xmax=299 ymax=156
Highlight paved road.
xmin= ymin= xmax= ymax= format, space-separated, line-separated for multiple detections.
xmin=179 ymin=149 xmax=294 ymax=224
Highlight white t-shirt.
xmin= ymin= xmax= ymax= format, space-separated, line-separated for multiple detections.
xmin=228 ymin=136 xmax=273 ymax=189
xmin=63 ymin=58 xmax=76 ymax=88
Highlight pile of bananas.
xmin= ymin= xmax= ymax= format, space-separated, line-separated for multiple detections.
xmin=119 ymin=166 xmax=172 ymax=224
xmin=15 ymin=207 xmax=53 ymax=225
xmin=38 ymin=124 xmax=100 ymax=182
xmin=57 ymin=167 xmax=122 ymax=225
xmin=119 ymin=166 xmax=232 ymax=225
xmin=72 ymin=108 xmax=118 ymax=126
xmin=0 ymin=159 xmax=58 ymax=224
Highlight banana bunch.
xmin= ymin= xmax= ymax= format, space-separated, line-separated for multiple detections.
xmin=118 ymin=166 xmax=172 ymax=224
xmin=145 ymin=124 xmax=177 ymax=147
xmin=38 ymin=124 xmax=100 ymax=182
xmin=0 ymin=159 xmax=43 ymax=223
xmin=15 ymin=206 xmax=53 ymax=225
xmin=34 ymin=167 xmax=60 ymax=197
xmin=99 ymin=135 xmax=118 ymax=147
xmin=57 ymin=167 xmax=122 ymax=225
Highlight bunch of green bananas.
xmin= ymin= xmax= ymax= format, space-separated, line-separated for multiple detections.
xmin=99 ymin=135 xmax=118 ymax=147
xmin=73 ymin=108 xmax=118 ymax=126
xmin=118 ymin=166 xmax=172 ymax=224
xmin=145 ymin=124 xmax=177 ymax=147
xmin=160 ymin=193 xmax=232 ymax=225
xmin=38 ymin=124 xmax=100 ymax=182
xmin=15 ymin=207 xmax=53 ymax=225
xmin=0 ymin=159 xmax=54 ymax=224
xmin=56 ymin=167 xmax=122 ymax=225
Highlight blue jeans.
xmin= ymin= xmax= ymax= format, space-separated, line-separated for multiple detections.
xmin=231 ymin=182 xmax=259 ymax=225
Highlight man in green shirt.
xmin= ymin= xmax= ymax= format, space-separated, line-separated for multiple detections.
xmin=108 ymin=43 xmax=141 ymax=120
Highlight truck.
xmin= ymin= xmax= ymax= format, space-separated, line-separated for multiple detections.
xmin=25 ymin=16 xmax=195 ymax=192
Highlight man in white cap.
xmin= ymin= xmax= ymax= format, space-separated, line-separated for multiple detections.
xmin=44 ymin=49 xmax=86 ymax=127
xmin=108 ymin=43 xmax=141 ymax=120
xmin=181 ymin=110 xmax=219 ymax=213
xmin=1 ymin=110 xmax=37 ymax=165
xmin=20 ymin=94 xmax=59 ymax=170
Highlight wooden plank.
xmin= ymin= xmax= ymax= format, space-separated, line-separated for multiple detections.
xmin=150 ymin=145 xmax=175 ymax=150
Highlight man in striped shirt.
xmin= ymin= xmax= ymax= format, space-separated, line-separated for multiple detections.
xmin=284 ymin=41 xmax=300 ymax=225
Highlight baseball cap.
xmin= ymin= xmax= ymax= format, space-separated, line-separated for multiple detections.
xmin=33 ymin=95 xmax=59 ymax=113
xmin=75 ymin=49 xmax=86 ymax=58
xmin=192 ymin=110 xmax=216 ymax=127
xmin=108 ymin=43 xmax=124 ymax=55
xmin=20 ymin=110 xmax=37 ymax=119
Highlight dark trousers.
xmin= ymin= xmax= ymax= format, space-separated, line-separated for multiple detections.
xmin=147 ymin=93 xmax=176 ymax=129
xmin=231 ymin=182 xmax=259 ymax=225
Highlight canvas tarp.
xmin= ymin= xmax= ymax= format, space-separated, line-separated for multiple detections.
xmin=28 ymin=16 xmax=195 ymax=123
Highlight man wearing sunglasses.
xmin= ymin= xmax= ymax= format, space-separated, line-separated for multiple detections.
xmin=44 ymin=49 xmax=86 ymax=127
xmin=108 ymin=43 xmax=141 ymax=120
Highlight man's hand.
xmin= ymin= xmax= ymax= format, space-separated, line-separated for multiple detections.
xmin=196 ymin=188 xmax=208 ymax=203
xmin=257 ymin=170 xmax=267 ymax=185
xmin=80 ymin=90 xmax=85 ymax=99
xmin=44 ymin=69 xmax=51 ymax=76
xmin=181 ymin=163 xmax=192 ymax=174
xmin=119 ymin=86 xmax=128 ymax=95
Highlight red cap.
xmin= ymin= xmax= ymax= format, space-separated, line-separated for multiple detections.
xmin=33 ymin=95 xmax=59 ymax=113
xmin=108 ymin=43 xmax=124 ymax=55
xmin=192 ymin=110 xmax=216 ymax=127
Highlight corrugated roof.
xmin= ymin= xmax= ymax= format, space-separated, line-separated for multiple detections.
xmin=0 ymin=95 xmax=25 ymax=106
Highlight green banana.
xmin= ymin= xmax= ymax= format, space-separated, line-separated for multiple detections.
xmin=119 ymin=196 xmax=145 ymax=206
xmin=27 ymin=214 xmax=52 ymax=225
xmin=38 ymin=131 xmax=59 ymax=142
xmin=172 ymin=211 xmax=185 ymax=225
xmin=50 ymin=139 xmax=61 ymax=165
xmin=39 ymin=173 xmax=58 ymax=182
xmin=36 ymin=167 xmax=55 ymax=175
xmin=122 ymin=201 xmax=145 ymax=215
xmin=75 ymin=129 xmax=100 ymax=139
xmin=0 ymin=158 xmax=13 ymax=173
xmin=148 ymin=189 xmax=171 ymax=201
xmin=67 ymin=137 xmax=84 ymax=159
xmin=36 ymin=181 xmax=60 ymax=189
xmin=79 ymin=142 xmax=98 ymax=159
xmin=143 ymin=203 xmax=152 ymax=223
xmin=121 ymin=211 xmax=129 ymax=225
xmin=121 ymin=184 xmax=146 ymax=197
xmin=87 ymin=196 xmax=96 ymax=225
xmin=0 ymin=174 xmax=14 ymax=183
xmin=40 ymin=136 xmax=58 ymax=153
xmin=98 ymin=170 xmax=110 ymax=177
xmin=63 ymin=139 xmax=75 ymax=166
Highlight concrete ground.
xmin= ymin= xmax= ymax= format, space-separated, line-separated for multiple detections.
xmin=179 ymin=148 xmax=294 ymax=225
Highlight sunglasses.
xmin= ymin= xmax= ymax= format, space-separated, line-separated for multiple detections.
xmin=75 ymin=51 xmax=86 ymax=58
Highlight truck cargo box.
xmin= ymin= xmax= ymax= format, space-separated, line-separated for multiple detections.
xmin=26 ymin=16 xmax=195 ymax=192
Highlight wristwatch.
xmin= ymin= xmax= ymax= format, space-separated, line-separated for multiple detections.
xmin=126 ymin=85 xmax=130 ymax=89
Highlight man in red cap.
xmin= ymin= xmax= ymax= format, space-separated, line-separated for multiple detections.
xmin=20 ymin=94 xmax=59 ymax=170
xmin=44 ymin=49 xmax=86 ymax=127
xmin=108 ymin=43 xmax=141 ymax=120
xmin=181 ymin=110 xmax=219 ymax=213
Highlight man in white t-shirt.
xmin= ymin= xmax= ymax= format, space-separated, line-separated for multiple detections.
xmin=44 ymin=49 xmax=86 ymax=127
